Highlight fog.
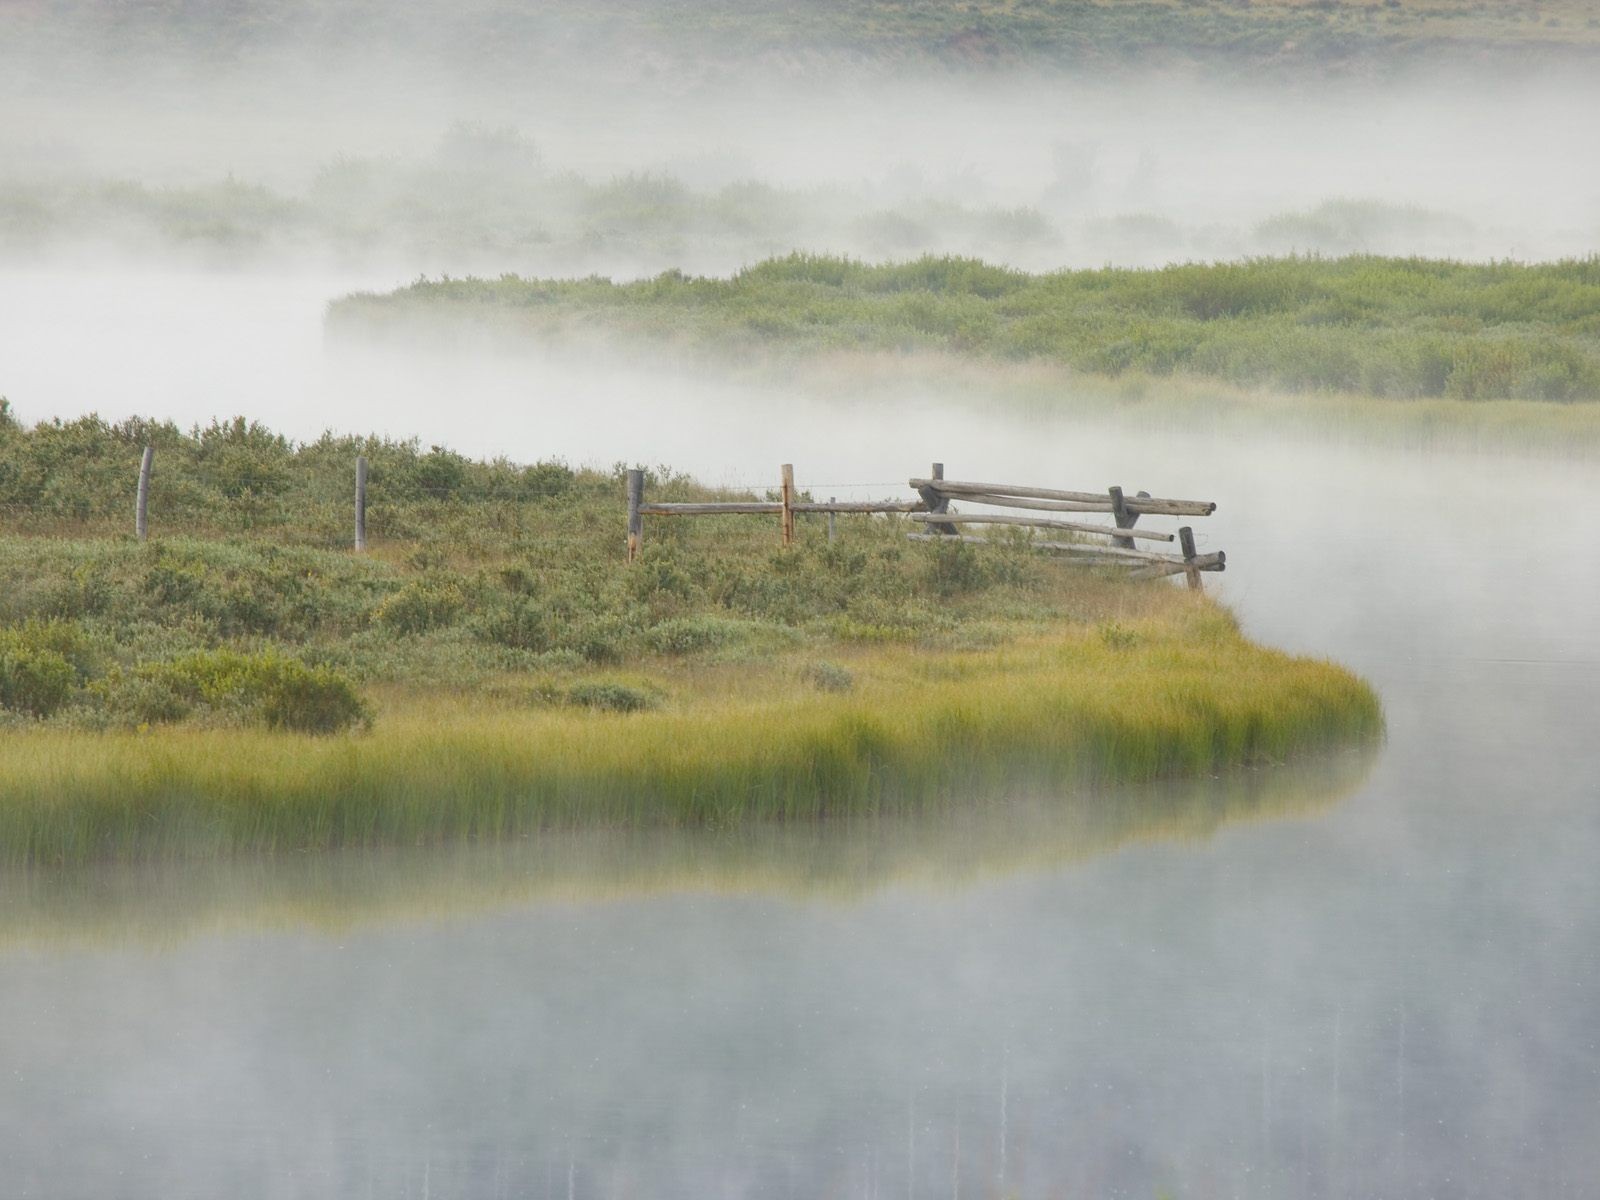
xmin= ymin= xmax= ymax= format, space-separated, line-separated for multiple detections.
xmin=4 ymin=5 xmax=1600 ymax=1197
xmin=5 ymin=58 xmax=1600 ymax=279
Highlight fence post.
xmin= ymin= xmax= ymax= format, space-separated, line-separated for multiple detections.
xmin=626 ymin=468 xmax=644 ymax=562
xmin=915 ymin=461 xmax=956 ymax=536
xmin=135 ymin=446 xmax=154 ymax=542
xmin=1179 ymin=526 xmax=1202 ymax=592
xmin=780 ymin=463 xmax=796 ymax=547
xmin=1108 ymin=486 xmax=1134 ymax=550
xmin=827 ymin=497 xmax=837 ymax=543
xmin=354 ymin=455 xmax=368 ymax=552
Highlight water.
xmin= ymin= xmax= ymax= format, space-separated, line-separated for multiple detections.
xmin=1 ymin=273 xmax=1598 ymax=1198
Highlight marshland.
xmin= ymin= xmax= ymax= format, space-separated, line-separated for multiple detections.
xmin=3 ymin=1 xmax=1600 ymax=1197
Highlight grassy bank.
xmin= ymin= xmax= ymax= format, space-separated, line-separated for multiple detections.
xmin=333 ymin=254 xmax=1600 ymax=403
xmin=0 ymin=410 xmax=1380 ymax=865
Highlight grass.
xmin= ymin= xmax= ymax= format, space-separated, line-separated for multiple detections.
xmin=0 ymin=409 xmax=1381 ymax=865
xmin=0 ymin=613 xmax=1380 ymax=867
xmin=332 ymin=254 xmax=1600 ymax=404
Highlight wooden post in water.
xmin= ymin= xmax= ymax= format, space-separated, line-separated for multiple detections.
xmin=626 ymin=468 xmax=644 ymax=562
xmin=780 ymin=463 xmax=796 ymax=547
xmin=135 ymin=446 xmax=153 ymax=542
xmin=354 ymin=455 xmax=368 ymax=552
xmin=1179 ymin=525 xmax=1202 ymax=592
xmin=827 ymin=497 xmax=837 ymax=543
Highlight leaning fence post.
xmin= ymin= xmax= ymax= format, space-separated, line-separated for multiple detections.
xmin=914 ymin=461 xmax=955 ymax=536
xmin=1179 ymin=525 xmax=1202 ymax=592
xmin=354 ymin=455 xmax=368 ymax=552
xmin=827 ymin=497 xmax=837 ymax=543
xmin=135 ymin=445 xmax=154 ymax=541
xmin=1108 ymin=486 xmax=1135 ymax=551
xmin=780 ymin=463 xmax=796 ymax=547
xmin=626 ymin=468 xmax=644 ymax=562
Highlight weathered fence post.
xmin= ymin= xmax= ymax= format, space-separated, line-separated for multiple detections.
xmin=1108 ymin=486 xmax=1134 ymax=550
xmin=914 ymin=461 xmax=956 ymax=536
xmin=1179 ymin=526 xmax=1202 ymax=592
xmin=135 ymin=445 xmax=154 ymax=542
xmin=780 ymin=463 xmax=796 ymax=547
xmin=354 ymin=455 xmax=368 ymax=552
xmin=626 ymin=468 xmax=644 ymax=562
xmin=827 ymin=497 xmax=837 ymax=543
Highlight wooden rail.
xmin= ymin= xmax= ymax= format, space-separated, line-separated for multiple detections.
xmin=626 ymin=462 xmax=1223 ymax=590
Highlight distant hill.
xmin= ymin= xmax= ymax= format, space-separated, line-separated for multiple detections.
xmin=6 ymin=0 xmax=1600 ymax=82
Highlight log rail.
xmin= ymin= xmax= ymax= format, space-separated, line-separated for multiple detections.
xmin=625 ymin=464 xmax=1224 ymax=591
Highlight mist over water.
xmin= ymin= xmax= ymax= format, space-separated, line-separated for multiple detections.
xmin=4 ymin=7 xmax=1600 ymax=1198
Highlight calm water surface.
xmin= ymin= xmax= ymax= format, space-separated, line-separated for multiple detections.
xmin=1 ymin=280 xmax=1598 ymax=1198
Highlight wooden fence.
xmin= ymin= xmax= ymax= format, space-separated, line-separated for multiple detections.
xmin=626 ymin=463 xmax=1224 ymax=590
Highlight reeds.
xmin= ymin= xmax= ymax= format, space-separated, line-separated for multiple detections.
xmin=0 ymin=615 xmax=1382 ymax=867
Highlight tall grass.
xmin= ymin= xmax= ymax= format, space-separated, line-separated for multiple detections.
xmin=0 ymin=613 xmax=1381 ymax=867
xmin=333 ymin=254 xmax=1600 ymax=403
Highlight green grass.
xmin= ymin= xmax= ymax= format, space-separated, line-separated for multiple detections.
xmin=332 ymin=254 xmax=1600 ymax=403
xmin=0 ymin=409 xmax=1381 ymax=865
xmin=0 ymin=613 xmax=1380 ymax=867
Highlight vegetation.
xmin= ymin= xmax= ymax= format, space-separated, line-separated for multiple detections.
xmin=333 ymin=254 xmax=1600 ymax=403
xmin=7 ymin=0 xmax=1599 ymax=78
xmin=0 ymin=131 xmax=1060 ymax=272
xmin=0 ymin=406 xmax=1380 ymax=864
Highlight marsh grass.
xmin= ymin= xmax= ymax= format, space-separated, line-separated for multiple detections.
xmin=334 ymin=254 xmax=1600 ymax=403
xmin=0 ymin=608 xmax=1380 ymax=867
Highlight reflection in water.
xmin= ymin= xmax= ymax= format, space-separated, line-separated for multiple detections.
xmin=0 ymin=749 xmax=1373 ymax=949
xmin=0 ymin=752 xmax=1396 ymax=1200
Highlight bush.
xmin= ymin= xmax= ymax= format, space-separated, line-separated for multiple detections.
xmin=565 ymin=681 xmax=657 ymax=713
xmin=644 ymin=615 xmax=741 ymax=655
xmin=0 ymin=619 xmax=91 ymax=718
xmin=0 ymin=644 xmax=74 ymax=717
xmin=804 ymin=660 xmax=854 ymax=693
xmin=261 ymin=662 xmax=371 ymax=734
xmin=373 ymin=578 xmax=466 ymax=635
xmin=112 ymin=650 xmax=370 ymax=734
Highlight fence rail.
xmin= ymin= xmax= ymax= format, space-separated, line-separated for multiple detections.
xmin=626 ymin=463 xmax=1225 ymax=591
xmin=32 ymin=448 xmax=1225 ymax=592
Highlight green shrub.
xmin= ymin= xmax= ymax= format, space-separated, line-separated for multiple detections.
xmin=116 ymin=650 xmax=370 ymax=734
xmin=260 ymin=662 xmax=371 ymax=734
xmin=0 ymin=644 xmax=74 ymax=717
xmin=373 ymin=578 xmax=466 ymax=634
xmin=804 ymin=660 xmax=854 ymax=693
xmin=644 ymin=615 xmax=741 ymax=655
xmin=0 ymin=619 xmax=93 ymax=717
xmin=565 ymin=681 xmax=657 ymax=713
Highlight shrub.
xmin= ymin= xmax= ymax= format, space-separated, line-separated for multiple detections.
xmin=0 ymin=619 xmax=92 ymax=717
xmin=0 ymin=644 xmax=74 ymax=717
xmin=116 ymin=650 xmax=370 ymax=734
xmin=261 ymin=662 xmax=371 ymax=734
xmin=644 ymin=615 xmax=741 ymax=655
xmin=804 ymin=660 xmax=854 ymax=693
xmin=373 ymin=578 xmax=466 ymax=634
xmin=565 ymin=681 xmax=657 ymax=713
